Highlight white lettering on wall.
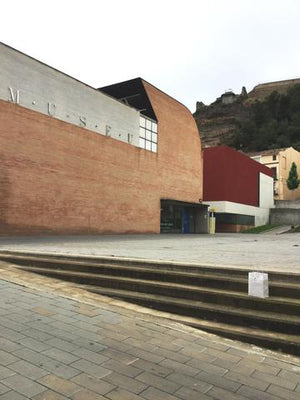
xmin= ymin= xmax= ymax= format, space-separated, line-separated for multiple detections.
xmin=8 ymin=87 xmax=20 ymax=104
xmin=79 ymin=115 xmax=87 ymax=127
xmin=48 ymin=102 xmax=56 ymax=116
xmin=106 ymin=125 xmax=111 ymax=136
xmin=3 ymin=86 xmax=138 ymax=146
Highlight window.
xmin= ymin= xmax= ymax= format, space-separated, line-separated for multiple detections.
xmin=139 ymin=115 xmax=158 ymax=153
xmin=272 ymin=154 xmax=277 ymax=161
xmin=282 ymin=156 xmax=287 ymax=169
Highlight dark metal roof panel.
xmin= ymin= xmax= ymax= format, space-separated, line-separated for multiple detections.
xmin=99 ymin=78 xmax=157 ymax=121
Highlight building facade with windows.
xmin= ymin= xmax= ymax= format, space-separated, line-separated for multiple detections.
xmin=203 ymin=146 xmax=274 ymax=232
xmin=0 ymin=43 xmax=208 ymax=235
xmin=249 ymin=147 xmax=300 ymax=201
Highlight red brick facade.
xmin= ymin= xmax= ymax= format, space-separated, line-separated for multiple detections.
xmin=0 ymin=83 xmax=203 ymax=235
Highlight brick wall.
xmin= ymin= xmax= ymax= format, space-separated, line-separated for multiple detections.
xmin=0 ymin=90 xmax=203 ymax=234
xmin=143 ymin=81 xmax=203 ymax=202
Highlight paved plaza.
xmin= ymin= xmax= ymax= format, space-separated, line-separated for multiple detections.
xmin=0 ymin=256 xmax=299 ymax=400
xmin=0 ymin=233 xmax=299 ymax=399
xmin=0 ymin=233 xmax=299 ymax=272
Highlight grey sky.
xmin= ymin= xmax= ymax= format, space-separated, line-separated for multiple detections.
xmin=1 ymin=0 xmax=299 ymax=112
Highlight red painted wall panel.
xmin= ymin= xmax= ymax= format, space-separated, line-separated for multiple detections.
xmin=203 ymin=146 xmax=273 ymax=207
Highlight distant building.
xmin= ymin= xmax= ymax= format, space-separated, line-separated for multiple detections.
xmin=203 ymin=146 xmax=274 ymax=232
xmin=248 ymin=147 xmax=300 ymax=201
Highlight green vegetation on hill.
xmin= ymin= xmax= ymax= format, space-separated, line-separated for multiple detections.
xmin=223 ymin=84 xmax=300 ymax=151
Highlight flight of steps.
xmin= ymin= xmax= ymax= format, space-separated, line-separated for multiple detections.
xmin=0 ymin=251 xmax=299 ymax=356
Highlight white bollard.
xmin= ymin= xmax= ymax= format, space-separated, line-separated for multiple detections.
xmin=248 ymin=272 xmax=269 ymax=298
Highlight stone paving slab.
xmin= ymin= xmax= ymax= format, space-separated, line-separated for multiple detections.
xmin=0 ymin=264 xmax=299 ymax=399
xmin=0 ymin=233 xmax=300 ymax=272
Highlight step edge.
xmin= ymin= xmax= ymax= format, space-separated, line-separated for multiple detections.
xmin=1 ymin=250 xmax=299 ymax=277
xmin=85 ymin=286 xmax=300 ymax=324
xmin=14 ymin=266 xmax=300 ymax=306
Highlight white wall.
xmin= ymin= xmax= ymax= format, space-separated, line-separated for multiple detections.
xmin=0 ymin=43 xmax=140 ymax=146
xmin=259 ymin=173 xmax=274 ymax=208
xmin=203 ymin=200 xmax=271 ymax=226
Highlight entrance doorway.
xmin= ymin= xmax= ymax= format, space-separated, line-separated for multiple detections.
xmin=160 ymin=200 xmax=208 ymax=233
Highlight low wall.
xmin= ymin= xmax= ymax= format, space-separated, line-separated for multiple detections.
xmin=270 ymin=208 xmax=300 ymax=225
xmin=275 ymin=200 xmax=300 ymax=209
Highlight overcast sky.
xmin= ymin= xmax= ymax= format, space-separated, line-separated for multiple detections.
xmin=1 ymin=0 xmax=299 ymax=112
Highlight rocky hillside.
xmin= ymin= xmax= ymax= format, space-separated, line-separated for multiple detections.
xmin=194 ymin=78 xmax=300 ymax=148
xmin=246 ymin=79 xmax=300 ymax=103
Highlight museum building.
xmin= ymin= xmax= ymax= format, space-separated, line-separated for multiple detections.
xmin=0 ymin=42 xmax=208 ymax=235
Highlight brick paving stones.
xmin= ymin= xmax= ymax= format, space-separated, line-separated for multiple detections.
xmin=0 ymin=275 xmax=299 ymax=399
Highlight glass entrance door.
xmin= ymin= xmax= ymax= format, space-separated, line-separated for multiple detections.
xmin=160 ymin=203 xmax=183 ymax=233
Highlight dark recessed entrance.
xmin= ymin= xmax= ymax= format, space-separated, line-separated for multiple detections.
xmin=160 ymin=199 xmax=208 ymax=234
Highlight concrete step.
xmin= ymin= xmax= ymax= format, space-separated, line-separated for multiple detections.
xmin=1 ymin=251 xmax=299 ymax=355
xmin=85 ymin=287 xmax=300 ymax=356
xmin=0 ymin=252 xmax=299 ymax=298
xmin=10 ymin=265 xmax=300 ymax=335
xmin=0 ymin=251 xmax=300 ymax=283
xmin=13 ymin=265 xmax=300 ymax=316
